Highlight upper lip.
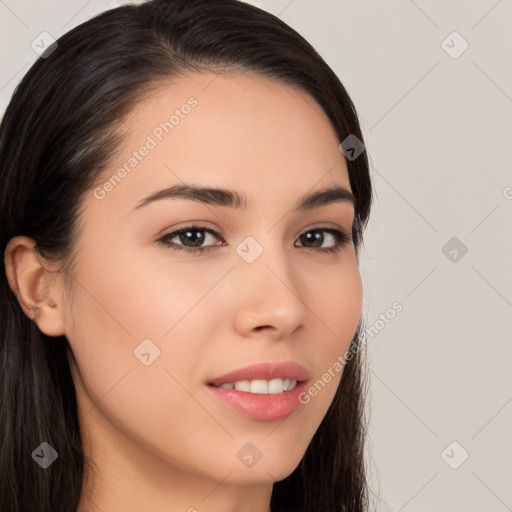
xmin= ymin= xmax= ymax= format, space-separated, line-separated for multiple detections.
xmin=207 ymin=361 xmax=310 ymax=386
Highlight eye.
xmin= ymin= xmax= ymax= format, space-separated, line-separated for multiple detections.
xmin=156 ymin=226 xmax=225 ymax=255
xmin=295 ymin=227 xmax=352 ymax=254
xmin=156 ymin=224 xmax=352 ymax=255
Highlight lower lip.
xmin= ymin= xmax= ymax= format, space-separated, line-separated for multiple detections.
xmin=204 ymin=381 xmax=309 ymax=421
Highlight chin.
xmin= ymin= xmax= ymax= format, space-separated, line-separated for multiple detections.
xmin=230 ymin=452 xmax=303 ymax=485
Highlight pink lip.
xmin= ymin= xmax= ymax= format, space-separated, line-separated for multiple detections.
xmin=204 ymin=361 xmax=311 ymax=422
xmin=206 ymin=360 xmax=310 ymax=386
xmin=204 ymin=380 xmax=309 ymax=421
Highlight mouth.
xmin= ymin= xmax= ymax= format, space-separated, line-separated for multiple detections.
xmin=204 ymin=360 xmax=311 ymax=420
xmin=204 ymin=379 xmax=310 ymax=422
xmin=206 ymin=377 xmax=305 ymax=394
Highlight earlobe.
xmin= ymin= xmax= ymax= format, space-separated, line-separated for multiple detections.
xmin=4 ymin=236 xmax=66 ymax=337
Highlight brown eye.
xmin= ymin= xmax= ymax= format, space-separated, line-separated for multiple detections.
xmin=157 ymin=226 xmax=224 ymax=255
xmin=295 ymin=228 xmax=351 ymax=253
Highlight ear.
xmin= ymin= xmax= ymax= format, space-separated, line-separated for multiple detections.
xmin=4 ymin=236 xmax=66 ymax=337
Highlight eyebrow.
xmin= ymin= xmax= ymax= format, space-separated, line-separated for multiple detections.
xmin=131 ymin=182 xmax=356 ymax=213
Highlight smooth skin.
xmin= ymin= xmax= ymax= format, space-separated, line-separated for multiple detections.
xmin=5 ymin=71 xmax=363 ymax=512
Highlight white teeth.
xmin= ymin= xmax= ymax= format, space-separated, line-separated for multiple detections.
xmin=250 ymin=379 xmax=268 ymax=394
xmin=218 ymin=378 xmax=298 ymax=394
xmin=268 ymin=378 xmax=285 ymax=394
xmin=234 ymin=380 xmax=251 ymax=392
xmin=287 ymin=379 xmax=297 ymax=391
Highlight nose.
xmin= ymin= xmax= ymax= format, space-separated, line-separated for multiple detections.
xmin=231 ymin=240 xmax=307 ymax=340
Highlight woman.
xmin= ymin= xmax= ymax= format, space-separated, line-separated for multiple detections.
xmin=0 ymin=0 xmax=373 ymax=510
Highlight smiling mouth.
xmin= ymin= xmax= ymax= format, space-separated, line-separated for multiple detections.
xmin=204 ymin=377 xmax=310 ymax=422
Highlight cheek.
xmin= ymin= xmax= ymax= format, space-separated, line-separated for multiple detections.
xmin=307 ymin=256 xmax=363 ymax=348
xmin=65 ymin=242 xmax=230 ymax=400
xmin=297 ymin=258 xmax=362 ymax=408
xmin=70 ymin=239 xmax=224 ymax=340
xmin=64 ymin=249 xmax=239 ymax=477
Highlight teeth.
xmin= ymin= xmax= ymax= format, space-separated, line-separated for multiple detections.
xmin=219 ymin=382 xmax=235 ymax=390
xmin=218 ymin=378 xmax=297 ymax=394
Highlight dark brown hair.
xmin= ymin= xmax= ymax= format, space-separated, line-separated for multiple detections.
xmin=0 ymin=1 xmax=373 ymax=510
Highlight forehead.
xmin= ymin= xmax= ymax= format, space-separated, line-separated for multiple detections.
xmin=91 ymin=71 xmax=351 ymax=214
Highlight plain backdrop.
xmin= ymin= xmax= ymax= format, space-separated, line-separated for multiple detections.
xmin=1 ymin=1 xmax=511 ymax=510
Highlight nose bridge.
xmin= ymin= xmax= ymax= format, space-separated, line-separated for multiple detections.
xmin=231 ymin=232 xmax=307 ymax=336
xmin=237 ymin=232 xmax=295 ymax=288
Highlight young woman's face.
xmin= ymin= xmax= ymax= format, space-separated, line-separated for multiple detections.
xmin=62 ymin=71 xmax=362 ymax=499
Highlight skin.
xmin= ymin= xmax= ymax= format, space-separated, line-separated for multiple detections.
xmin=5 ymin=71 xmax=363 ymax=512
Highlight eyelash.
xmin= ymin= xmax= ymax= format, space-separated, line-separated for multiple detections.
xmin=156 ymin=224 xmax=352 ymax=256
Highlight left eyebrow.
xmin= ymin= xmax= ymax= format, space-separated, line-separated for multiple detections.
xmin=131 ymin=182 xmax=356 ymax=213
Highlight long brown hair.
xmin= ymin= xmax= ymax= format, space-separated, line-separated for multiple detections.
xmin=0 ymin=1 xmax=373 ymax=510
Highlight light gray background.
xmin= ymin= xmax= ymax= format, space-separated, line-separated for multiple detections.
xmin=1 ymin=1 xmax=511 ymax=510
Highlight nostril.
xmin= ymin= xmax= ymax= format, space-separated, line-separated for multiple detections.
xmin=254 ymin=325 xmax=273 ymax=332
